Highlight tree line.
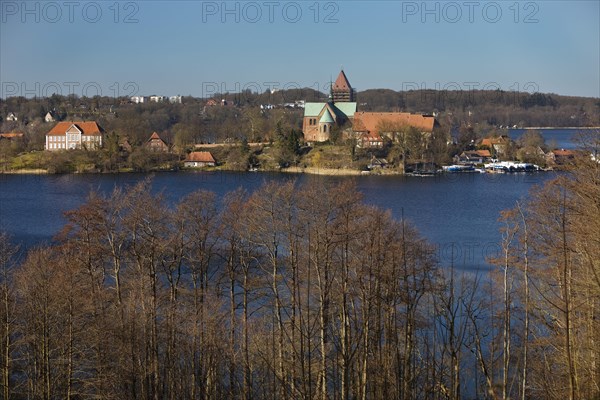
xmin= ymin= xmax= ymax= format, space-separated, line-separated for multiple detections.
xmin=0 ymin=138 xmax=599 ymax=399
xmin=2 ymin=89 xmax=598 ymax=153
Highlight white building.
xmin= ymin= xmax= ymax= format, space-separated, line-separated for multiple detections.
xmin=131 ymin=96 xmax=147 ymax=104
xmin=44 ymin=111 xmax=56 ymax=122
xmin=150 ymin=95 xmax=166 ymax=103
xmin=169 ymin=95 xmax=182 ymax=104
xmin=6 ymin=112 xmax=17 ymax=121
xmin=45 ymin=121 xmax=103 ymax=151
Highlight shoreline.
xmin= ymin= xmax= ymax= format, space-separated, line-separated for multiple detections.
xmin=0 ymin=167 xmax=382 ymax=177
xmin=511 ymin=126 xmax=600 ymax=130
xmin=0 ymin=169 xmax=49 ymax=175
xmin=282 ymin=166 xmax=406 ymax=176
xmin=0 ymin=165 xmax=560 ymax=177
xmin=281 ymin=166 xmax=366 ymax=176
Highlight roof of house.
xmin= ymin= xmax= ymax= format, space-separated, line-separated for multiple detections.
xmin=461 ymin=150 xmax=491 ymax=158
xmin=473 ymin=149 xmax=491 ymax=157
xmin=353 ymin=112 xmax=435 ymax=133
xmin=370 ymin=158 xmax=388 ymax=165
xmin=0 ymin=132 xmax=24 ymax=138
xmin=47 ymin=121 xmax=102 ymax=136
xmin=185 ymin=151 xmax=215 ymax=163
xmin=552 ymin=149 xmax=576 ymax=156
xmin=148 ymin=132 xmax=163 ymax=141
xmin=481 ymin=136 xmax=511 ymax=147
xmin=361 ymin=132 xmax=383 ymax=141
xmin=333 ymin=70 xmax=352 ymax=91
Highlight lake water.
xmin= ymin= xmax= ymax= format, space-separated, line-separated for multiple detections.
xmin=0 ymin=170 xmax=556 ymax=271
xmin=508 ymin=127 xmax=599 ymax=149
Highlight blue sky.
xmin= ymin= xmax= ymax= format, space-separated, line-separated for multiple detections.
xmin=1 ymin=0 xmax=599 ymax=98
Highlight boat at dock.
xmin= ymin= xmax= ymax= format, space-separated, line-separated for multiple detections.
xmin=442 ymin=161 xmax=542 ymax=173
xmin=442 ymin=165 xmax=476 ymax=173
xmin=484 ymin=161 xmax=541 ymax=172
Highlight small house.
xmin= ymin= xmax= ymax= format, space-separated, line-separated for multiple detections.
xmin=547 ymin=149 xmax=576 ymax=165
xmin=44 ymin=111 xmax=56 ymax=123
xmin=356 ymin=132 xmax=384 ymax=148
xmin=454 ymin=150 xmax=491 ymax=164
xmin=368 ymin=157 xmax=388 ymax=169
xmin=119 ymin=137 xmax=133 ymax=153
xmin=145 ymin=132 xmax=169 ymax=152
xmin=480 ymin=136 xmax=512 ymax=156
xmin=6 ymin=113 xmax=17 ymax=122
xmin=184 ymin=151 xmax=216 ymax=167
xmin=0 ymin=132 xmax=24 ymax=141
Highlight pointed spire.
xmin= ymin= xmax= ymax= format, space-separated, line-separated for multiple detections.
xmin=331 ymin=69 xmax=354 ymax=102
xmin=333 ymin=69 xmax=352 ymax=91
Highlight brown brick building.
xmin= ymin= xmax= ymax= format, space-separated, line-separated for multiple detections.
xmin=146 ymin=132 xmax=169 ymax=152
xmin=302 ymin=70 xmax=357 ymax=143
xmin=302 ymin=70 xmax=438 ymax=145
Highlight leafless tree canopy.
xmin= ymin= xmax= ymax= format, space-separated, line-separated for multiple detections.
xmin=0 ymin=134 xmax=599 ymax=399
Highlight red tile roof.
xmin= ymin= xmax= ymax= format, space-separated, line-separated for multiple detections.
xmin=353 ymin=112 xmax=435 ymax=133
xmin=333 ymin=70 xmax=352 ymax=91
xmin=0 ymin=132 xmax=24 ymax=139
xmin=361 ymin=132 xmax=383 ymax=141
xmin=185 ymin=151 xmax=215 ymax=163
xmin=481 ymin=136 xmax=510 ymax=147
xmin=47 ymin=121 xmax=102 ymax=136
xmin=149 ymin=132 xmax=161 ymax=140
xmin=553 ymin=149 xmax=575 ymax=156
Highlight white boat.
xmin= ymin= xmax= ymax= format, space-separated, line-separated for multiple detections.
xmin=484 ymin=161 xmax=540 ymax=172
xmin=442 ymin=165 xmax=475 ymax=172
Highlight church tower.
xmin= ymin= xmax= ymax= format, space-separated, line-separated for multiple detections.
xmin=331 ymin=69 xmax=355 ymax=103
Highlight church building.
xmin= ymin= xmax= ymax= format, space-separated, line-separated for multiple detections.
xmin=302 ymin=69 xmax=438 ymax=145
xmin=302 ymin=70 xmax=357 ymax=143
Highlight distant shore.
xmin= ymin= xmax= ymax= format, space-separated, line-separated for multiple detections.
xmin=512 ymin=126 xmax=600 ymax=130
xmin=0 ymin=167 xmax=398 ymax=177
xmin=282 ymin=166 xmax=365 ymax=176
xmin=0 ymin=169 xmax=48 ymax=175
